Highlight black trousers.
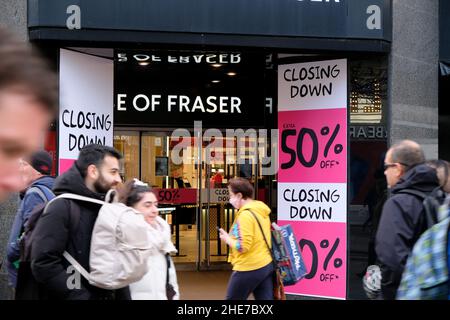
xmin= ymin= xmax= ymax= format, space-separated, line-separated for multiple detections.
xmin=226 ymin=262 xmax=274 ymax=300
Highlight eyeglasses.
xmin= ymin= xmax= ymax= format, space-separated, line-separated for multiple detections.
xmin=384 ymin=162 xmax=409 ymax=170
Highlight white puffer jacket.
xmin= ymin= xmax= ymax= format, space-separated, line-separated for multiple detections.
xmin=129 ymin=216 xmax=180 ymax=300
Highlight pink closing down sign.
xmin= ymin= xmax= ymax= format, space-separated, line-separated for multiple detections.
xmin=278 ymin=220 xmax=347 ymax=299
xmin=278 ymin=108 xmax=347 ymax=184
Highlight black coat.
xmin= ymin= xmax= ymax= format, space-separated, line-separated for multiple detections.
xmin=30 ymin=164 xmax=130 ymax=300
xmin=375 ymin=163 xmax=441 ymax=300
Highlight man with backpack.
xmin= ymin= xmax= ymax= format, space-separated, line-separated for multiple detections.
xmin=29 ymin=144 xmax=129 ymax=300
xmin=6 ymin=150 xmax=55 ymax=290
xmin=375 ymin=140 xmax=445 ymax=299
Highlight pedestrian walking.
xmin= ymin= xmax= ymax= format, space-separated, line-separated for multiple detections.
xmin=374 ymin=140 xmax=444 ymax=299
xmin=219 ymin=177 xmax=274 ymax=300
xmin=6 ymin=151 xmax=54 ymax=289
xmin=30 ymin=144 xmax=129 ymax=300
xmin=118 ymin=179 xmax=180 ymax=300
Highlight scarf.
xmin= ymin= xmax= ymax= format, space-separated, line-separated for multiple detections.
xmin=146 ymin=216 xmax=177 ymax=254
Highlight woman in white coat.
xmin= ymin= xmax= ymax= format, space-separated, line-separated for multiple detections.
xmin=118 ymin=179 xmax=180 ymax=300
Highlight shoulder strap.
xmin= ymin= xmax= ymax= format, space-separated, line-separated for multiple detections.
xmin=39 ymin=193 xmax=99 ymax=234
xmin=397 ymin=189 xmax=437 ymax=228
xmin=46 ymin=194 xmax=103 ymax=283
xmin=27 ymin=186 xmax=48 ymax=203
xmin=165 ymin=253 xmax=171 ymax=285
xmin=28 ymin=184 xmax=55 ymax=202
xmin=247 ymin=210 xmax=276 ymax=263
xmin=50 ymin=193 xmax=105 ymax=206
xmin=62 ymin=251 xmax=91 ymax=281
xmin=41 ymin=193 xmax=105 ymax=218
xmin=19 ymin=188 xmax=47 ymax=236
xmin=37 ymin=184 xmax=54 ymax=199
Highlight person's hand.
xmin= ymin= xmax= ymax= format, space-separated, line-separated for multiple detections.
xmin=219 ymin=228 xmax=233 ymax=247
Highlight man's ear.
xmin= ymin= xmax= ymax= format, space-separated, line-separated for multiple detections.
xmin=396 ymin=165 xmax=405 ymax=179
xmin=87 ymin=164 xmax=98 ymax=180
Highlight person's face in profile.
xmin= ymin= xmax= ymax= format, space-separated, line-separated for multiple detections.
xmin=92 ymin=155 xmax=122 ymax=194
xmin=383 ymin=149 xmax=405 ymax=189
xmin=18 ymin=158 xmax=36 ymax=191
xmin=436 ymin=165 xmax=450 ymax=194
xmin=0 ymin=92 xmax=50 ymax=201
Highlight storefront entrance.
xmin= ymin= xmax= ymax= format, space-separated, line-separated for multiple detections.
xmin=112 ymin=48 xmax=274 ymax=270
xmin=113 ymin=130 xmax=272 ymax=270
xmin=57 ymin=46 xmax=389 ymax=297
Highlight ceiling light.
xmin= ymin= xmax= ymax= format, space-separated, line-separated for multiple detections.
xmin=212 ymin=64 xmax=222 ymax=68
xmin=212 ymin=80 xmax=221 ymax=83
xmin=227 ymin=72 xmax=237 ymax=76
xmin=139 ymin=62 xmax=150 ymax=66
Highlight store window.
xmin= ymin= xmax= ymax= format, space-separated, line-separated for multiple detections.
xmin=348 ymin=55 xmax=388 ymax=299
xmin=113 ymin=132 xmax=140 ymax=181
xmin=141 ymin=133 xmax=169 ymax=188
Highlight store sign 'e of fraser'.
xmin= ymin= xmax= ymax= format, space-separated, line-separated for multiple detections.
xmin=116 ymin=95 xmax=242 ymax=114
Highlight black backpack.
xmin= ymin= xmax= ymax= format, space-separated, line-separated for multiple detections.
xmin=397 ymin=186 xmax=446 ymax=229
xmin=15 ymin=198 xmax=80 ymax=300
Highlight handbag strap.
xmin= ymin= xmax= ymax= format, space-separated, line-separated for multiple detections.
xmin=165 ymin=253 xmax=171 ymax=285
xmin=247 ymin=210 xmax=276 ymax=266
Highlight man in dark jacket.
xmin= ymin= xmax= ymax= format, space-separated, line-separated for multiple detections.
xmin=375 ymin=140 xmax=442 ymax=299
xmin=30 ymin=144 xmax=129 ymax=300
xmin=6 ymin=150 xmax=55 ymax=289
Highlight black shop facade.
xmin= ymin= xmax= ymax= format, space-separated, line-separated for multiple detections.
xmin=29 ymin=0 xmax=392 ymax=300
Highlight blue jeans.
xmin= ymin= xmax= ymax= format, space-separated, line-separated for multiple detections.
xmin=226 ymin=262 xmax=274 ymax=300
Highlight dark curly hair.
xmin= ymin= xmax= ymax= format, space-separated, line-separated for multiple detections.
xmin=76 ymin=144 xmax=122 ymax=178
